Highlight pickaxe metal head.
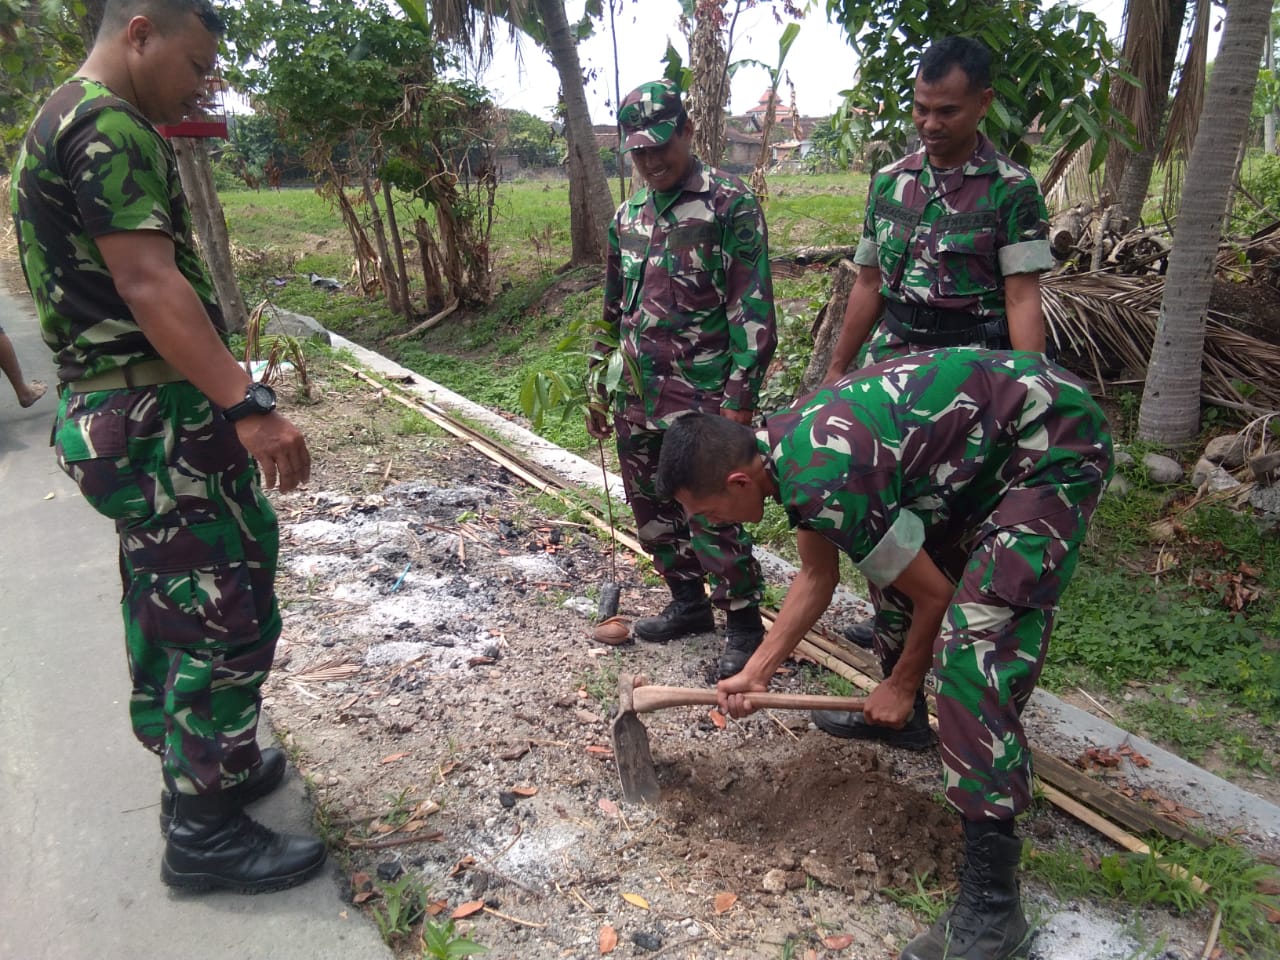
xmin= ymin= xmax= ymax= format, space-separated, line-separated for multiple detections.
xmin=611 ymin=673 xmax=661 ymax=805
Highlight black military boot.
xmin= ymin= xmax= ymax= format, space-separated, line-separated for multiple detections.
xmin=718 ymin=606 xmax=766 ymax=679
xmin=811 ymin=690 xmax=935 ymax=751
xmin=900 ymin=820 xmax=1031 ymax=960
xmin=162 ymin=792 xmax=327 ymax=894
xmin=159 ymin=747 xmax=288 ymax=835
xmin=840 ymin=617 xmax=875 ymax=649
xmin=632 ymin=577 xmax=714 ymax=643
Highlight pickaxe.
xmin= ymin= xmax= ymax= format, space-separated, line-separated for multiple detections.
xmin=611 ymin=673 xmax=866 ymax=804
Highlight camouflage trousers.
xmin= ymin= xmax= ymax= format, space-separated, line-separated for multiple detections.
xmin=54 ymin=382 xmax=281 ymax=796
xmin=614 ymin=416 xmax=763 ymax=610
xmin=868 ymin=499 xmax=1101 ymax=821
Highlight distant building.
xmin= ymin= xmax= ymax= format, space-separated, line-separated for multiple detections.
xmin=719 ymin=89 xmax=823 ymax=173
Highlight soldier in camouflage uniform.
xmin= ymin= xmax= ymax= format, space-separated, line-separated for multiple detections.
xmin=11 ymin=0 xmax=324 ymax=893
xmin=823 ymin=36 xmax=1052 ymax=380
xmin=656 ymin=349 xmax=1113 ymax=960
xmin=821 ymin=35 xmax=1053 ymax=686
xmin=586 ymin=80 xmax=777 ymax=679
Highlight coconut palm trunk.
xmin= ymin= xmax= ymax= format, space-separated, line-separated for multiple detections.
xmin=1137 ymin=0 xmax=1271 ymax=444
xmin=534 ymin=0 xmax=615 ymax=264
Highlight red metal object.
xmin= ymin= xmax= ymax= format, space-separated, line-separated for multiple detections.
xmin=156 ymin=74 xmax=229 ymax=140
xmin=156 ymin=118 xmax=228 ymax=139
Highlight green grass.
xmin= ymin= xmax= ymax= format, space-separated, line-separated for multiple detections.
xmin=762 ymin=172 xmax=867 ymax=249
xmin=1026 ymin=839 xmax=1280 ymax=956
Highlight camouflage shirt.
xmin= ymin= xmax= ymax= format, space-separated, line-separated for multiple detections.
xmin=758 ymin=349 xmax=1113 ymax=588
xmin=602 ymin=158 xmax=777 ymax=428
xmin=11 ymin=79 xmax=223 ymax=382
xmin=854 ymin=134 xmax=1052 ymax=320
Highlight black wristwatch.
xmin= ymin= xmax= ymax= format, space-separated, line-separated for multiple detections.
xmin=223 ymin=382 xmax=277 ymax=422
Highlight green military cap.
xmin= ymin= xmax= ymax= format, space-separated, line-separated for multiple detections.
xmin=618 ymin=79 xmax=684 ymax=152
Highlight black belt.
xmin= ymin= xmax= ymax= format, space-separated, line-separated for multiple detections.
xmin=881 ymin=300 xmax=1009 ymax=348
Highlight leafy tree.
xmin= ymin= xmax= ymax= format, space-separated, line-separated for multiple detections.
xmin=0 ymin=0 xmax=90 ymax=165
xmin=804 ymin=110 xmax=869 ymax=172
xmin=822 ymin=0 xmax=1130 ymax=171
xmin=226 ymin=0 xmax=499 ymax=313
xmin=496 ymin=109 xmax=559 ymax=167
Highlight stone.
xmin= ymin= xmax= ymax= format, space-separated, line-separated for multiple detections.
xmin=762 ymin=868 xmax=791 ymax=894
xmin=376 ymin=860 xmax=404 ymax=882
xmin=1203 ymin=433 xmax=1247 ymax=468
xmin=1113 ymin=449 xmax=1135 ymax=469
xmin=1250 ymin=484 xmax=1280 ymax=516
xmin=630 ymin=931 xmax=662 ymax=952
xmin=562 ymin=596 xmax=596 ymax=618
xmin=1107 ymin=474 xmax=1130 ymax=498
xmin=1142 ymin=453 xmax=1184 ymax=485
xmin=1191 ymin=458 xmax=1241 ymax=492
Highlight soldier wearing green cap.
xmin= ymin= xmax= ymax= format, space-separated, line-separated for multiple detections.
xmin=587 ymin=79 xmax=777 ymax=679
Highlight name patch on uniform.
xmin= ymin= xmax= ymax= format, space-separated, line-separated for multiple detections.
xmin=872 ymin=195 xmax=922 ymax=230
xmin=935 ymin=211 xmax=998 ymax=233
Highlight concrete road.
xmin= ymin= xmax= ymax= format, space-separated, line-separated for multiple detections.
xmin=0 ymin=282 xmax=389 ymax=960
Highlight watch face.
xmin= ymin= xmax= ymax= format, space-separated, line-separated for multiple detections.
xmin=249 ymin=383 xmax=277 ymax=410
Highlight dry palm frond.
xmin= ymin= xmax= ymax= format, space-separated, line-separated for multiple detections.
xmin=1158 ymin=0 xmax=1210 ymax=167
xmin=1043 ymin=272 xmax=1280 ymax=413
xmin=1043 ymin=140 xmax=1100 ymax=212
xmin=1114 ymin=0 xmax=1171 ymax=145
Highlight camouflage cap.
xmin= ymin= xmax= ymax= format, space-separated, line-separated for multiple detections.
xmin=618 ymin=80 xmax=684 ymax=151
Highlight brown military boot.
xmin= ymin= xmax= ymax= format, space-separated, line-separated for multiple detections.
xmin=899 ymin=820 xmax=1031 ymax=960
xmin=632 ymin=577 xmax=714 ymax=643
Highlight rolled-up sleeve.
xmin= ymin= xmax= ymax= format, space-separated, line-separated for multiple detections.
xmin=855 ymin=509 xmax=925 ymax=587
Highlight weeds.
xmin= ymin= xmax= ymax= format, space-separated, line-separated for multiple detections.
xmin=576 ymin=656 xmax=623 ymax=706
xmin=369 ymin=872 xmax=428 ymax=942
xmin=1026 ymin=840 xmax=1280 ymax=954
xmin=420 ymin=918 xmax=488 ymax=958
xmin=882 ymin=873 xmax=949 ymax=924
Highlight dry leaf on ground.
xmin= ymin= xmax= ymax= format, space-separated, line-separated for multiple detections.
xmin=451 ymin=900 xmax=485 ymax=919
xmin=599 ymin=925 xmax=618 ymax=954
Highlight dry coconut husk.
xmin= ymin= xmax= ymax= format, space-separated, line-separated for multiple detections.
xmin=592 ymin=616 xmax=632 ymax=646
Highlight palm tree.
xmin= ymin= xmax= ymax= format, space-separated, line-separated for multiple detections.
xmin=416 ymin=0 xmax=615 ymax=266
xmin=1103 ymin=0 xmax=1190 ymax=228
xmin=1137 ymin=0 xmax=1272 ymax=444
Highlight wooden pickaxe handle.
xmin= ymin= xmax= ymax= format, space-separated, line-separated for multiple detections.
xmin=630 ymin=684 xmax=865 ymax=714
